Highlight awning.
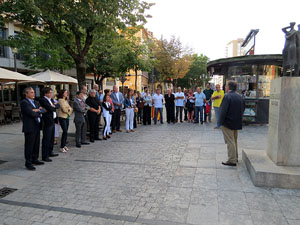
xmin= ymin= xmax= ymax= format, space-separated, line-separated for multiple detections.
xmin=30 ymin=70 xmax=78 ymax=84
xmin=0 ymin=67 xmax=43 ymax=83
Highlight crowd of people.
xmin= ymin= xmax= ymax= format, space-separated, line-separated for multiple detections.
xmin=20 ymin=80 xmax=244 ymax=170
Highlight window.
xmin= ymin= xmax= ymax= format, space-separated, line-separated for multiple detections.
xmin=14 ymin=32 xmax=26 ymax=60
xmin=0 ymin=28 xmax=7 ymax=57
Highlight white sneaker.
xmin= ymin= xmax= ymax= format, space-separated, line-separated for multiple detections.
xmin=64 ymin=146 xmax=70 ymax=151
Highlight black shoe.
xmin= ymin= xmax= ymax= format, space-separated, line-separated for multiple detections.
xmin=222 ymin=161 xmax=237 ymax=167
xmin=107 ymin=135 xmax=111 ymax=139
xmin=42 ymin=157 xmax=52 ymax=162
xmin=31 ymin=160 xmax=44 ymax=166
xmin=194 ymin=121 xmax=199 ymax=124
xmin=76 ymin=144 xmax=82 ymax=148
xmin=90 ymin=139 xmax=95 ymax=143
xmin=201 ymin=121 xmax=203 ymax=124
xmin=81 ymin=142 xmax=90 ymax=145
xmin=26 ymin=164 xmax=36 ymax=170
xmin=109 ymin=132 xmax=112 ymax=135
xmin=95 ymin=138 xmax=102 ymax=141
xmin=49 ymin=153 xmax=59 ymax=157
xmin=103 ymin=137 xmax=107 ymax=140
xmin=161 ymin=122 xmax=164 ymax=124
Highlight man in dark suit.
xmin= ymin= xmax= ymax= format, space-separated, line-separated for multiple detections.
xmin=73 ymin=91 xmax=90 ymax=148
xmin=111 ymin=85 xmax=124 ymax=133
xmin=20 ymin=87 xmax=45 ymax=170
xmin=219 ymin=80 xmax=245 ymax=166
xmin=39 ymin=87 xmax=60 ymax=162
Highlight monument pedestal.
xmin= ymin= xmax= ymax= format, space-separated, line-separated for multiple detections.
xmin=243 ymin=150 xmax=300 ymax=189
xmin=244 ymin=77 xmax=300 ymax=189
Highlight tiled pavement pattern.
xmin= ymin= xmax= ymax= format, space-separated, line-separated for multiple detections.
xmin=0 ymin=120 xmax=300 ymax=225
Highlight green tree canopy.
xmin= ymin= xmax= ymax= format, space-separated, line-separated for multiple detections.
xmin=1 ymin=32 xmax=74 ymax=72
xmin=0 ymin=0 xmax=151 ymax=88
xmin=177 ymin=54 xmax=210 ymax=89
xmin=152 ymin=36 xmax=192 ymax=86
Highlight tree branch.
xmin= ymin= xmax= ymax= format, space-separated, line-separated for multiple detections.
xmin=64 ymin=45 xmax=78 ymax=61
xmin=82 ymin=28 xmax=94 ymax=56
xmin=71 ymin=23 xmax=82 ymax=55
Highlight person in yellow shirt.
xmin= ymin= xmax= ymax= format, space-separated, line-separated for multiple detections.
xmin=211 ymin=84 xmax=224 ymax=129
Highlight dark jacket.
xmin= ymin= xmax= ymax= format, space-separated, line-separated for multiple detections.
xmin=102 ymin=102 xmax=113 ymax=112
xmin=20 ymin=98 xmax=43 ymax=133
xmin=219 ymin=90 xmax=245 ymax=130
xmin=136 ymin=97 xmax=144 ymax=108
xmin=39 ymin=96 xmax=60 ymax=126
xmin=165 ymin=94 xmax=175 ymax=108
xmin=86 ymin=96 xmax=101 ymax=118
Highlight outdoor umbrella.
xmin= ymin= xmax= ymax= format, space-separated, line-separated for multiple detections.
xmin=0 ymin=67 xmax=43 ymax=83
xmin=30 ymin=70 xmax=78 ymax=84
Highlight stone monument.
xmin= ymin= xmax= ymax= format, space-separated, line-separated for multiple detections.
xmin=243 ymin=23 xmax=300 ymax=189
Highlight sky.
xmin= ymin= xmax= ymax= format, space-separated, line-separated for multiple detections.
xmin=144 ymin=0 xmax=300 ymax=61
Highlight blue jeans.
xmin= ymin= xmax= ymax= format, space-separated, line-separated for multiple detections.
xmin=154 ymin=108 xmax=163 ymax=124
xmin=214 ymin=107 xmax=221 ymax=128
xmin=194 ymin=106 xmax=203 ymax=123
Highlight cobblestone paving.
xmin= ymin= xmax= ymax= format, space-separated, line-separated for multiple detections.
xmin=0 ymin=119 xmax=300 ymax=225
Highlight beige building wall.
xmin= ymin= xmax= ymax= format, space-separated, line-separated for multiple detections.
xmin=225 ymin=38 xmax=244 ymax=58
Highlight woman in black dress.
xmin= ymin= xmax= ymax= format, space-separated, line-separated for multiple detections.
xmin=164 ymin=89 xmax=175 ymax=124
xmin=136 ymin=92 xmax=144 ymax=124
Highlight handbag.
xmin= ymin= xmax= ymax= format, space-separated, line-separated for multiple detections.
xmin=205 ymin=103 xmax=211 ymax=114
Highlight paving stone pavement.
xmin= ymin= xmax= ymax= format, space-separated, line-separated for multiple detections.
xmin=0 ymin=117 xmax=300 ymax=225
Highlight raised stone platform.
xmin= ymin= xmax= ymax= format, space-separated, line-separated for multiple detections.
xmin=243 ymin=149 xmax=300 ymax=189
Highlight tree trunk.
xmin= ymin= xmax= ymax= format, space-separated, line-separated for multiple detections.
xmin=75 ymin=58 xmax=86 ymax=89
xmin=135 ymin=68 xmax=138 ymax=92
xmin=99 ymin=75 xmax=105 ymax=90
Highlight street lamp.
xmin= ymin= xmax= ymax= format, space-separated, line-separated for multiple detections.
xmin=119 ymin=75 xmax=127 ymax=95
xmin=150 ymin=55 xmax=155 ymax=93
xmin=12 ymin=47 xmax=18 ymax=72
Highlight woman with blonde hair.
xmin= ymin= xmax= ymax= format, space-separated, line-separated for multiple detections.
xmin=57 ymin=89 xmax=73 ymax=153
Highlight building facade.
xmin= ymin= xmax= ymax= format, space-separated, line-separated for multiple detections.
xmin=225 ymin=38 xmax=244 ymax=58
xmin=207 ymin=54 xmax=282 ymax=124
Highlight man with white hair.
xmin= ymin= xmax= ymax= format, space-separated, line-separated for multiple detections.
xmin=93 ymin=84 xmax=100 ymax=99
xmin=81 ymin=85 xmax=88 ymax=101
xmin=175 ymin=87 xmax=185 ymax=123
xmin=111 ymin=85 xmax=124 ymax=132
xmin=85 ymin=89 xmax=101 ymax=142
xmin=194 ymin=87 xmax=206 ymax=124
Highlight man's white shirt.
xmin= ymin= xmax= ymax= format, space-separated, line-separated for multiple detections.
xmin=175 ymin=92 xmax=185 ymax=107
xmin=152 ymin=94 xmax=163 ymax=108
